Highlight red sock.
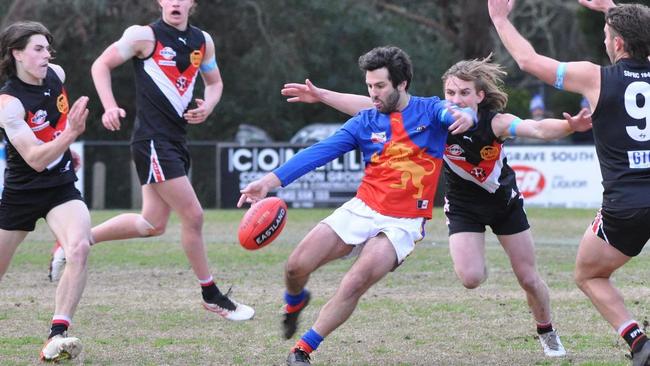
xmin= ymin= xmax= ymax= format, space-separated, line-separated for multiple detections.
xmin=294 ymin=339 xmax=314 ymax=353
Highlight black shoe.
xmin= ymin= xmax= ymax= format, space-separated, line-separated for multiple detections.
xmin=632 ymin=341 xmax=650 ymax=366
xmin=287 ymin=347 xmax=311 ymax=366
xmin=283 ymin=291 xmax=311 ymax=339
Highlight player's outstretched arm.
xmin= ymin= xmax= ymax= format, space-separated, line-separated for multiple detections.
xmin=492 ymin=109 xmax=592 ymax=140
xmin=578 ymin=0 xmax=616 ymax=13
xmin=488 ymin=0 xmax=600 ymax=100
xmin=238 ymin=173 xmax=282 ymax=207
xmin=281 ymin=79 xmax=373 ymax=116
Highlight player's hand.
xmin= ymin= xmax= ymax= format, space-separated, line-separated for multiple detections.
xmin=238 ymin=180 xmax=270 ymax=208
xmin=564 ymin=108 xmax=593 ymax=132
xmin=237 ymin=173 xmax=281 ymax=207
xmin=488 ymin=0 xmax=516 ymax=21
xmin=578 ymin=0 xmax=616 ymax=13
xmin=446 ymin=105 xmax=477 ymax=135
xmin=102 ymin=106 xmax=126 ymax=131
xmin=184 ymin=98 xmax=211 ymax=124
xmin=281 ymin=79 xmax=323 ymax=104
xmin=67 ymin=96 xmax=89 ymax=137
xmin=71 ymin=150 xmax=82 ymax=172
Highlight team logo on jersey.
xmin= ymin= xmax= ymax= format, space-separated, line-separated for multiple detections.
xmin=445 ymin=144 xmax=464 ymax=157
xmin=158 ymin=47 xmax=177 ymax=67
xmin=371 ymin=141 xmax=437 ymax=199
xmin=160 ymin=47 xmax=177 ymax=60
xmin=415 ymin=125 xmax=427 ymax=132
xmin=57 ymin=94 xmax=69 ymax=114
xmin=480 ymin=145 xmax=499 ymax=161
xmin=370 ymin=131 xmax=387 ymax=144
xmin=31 ymin=110 xmax=48 ymax=126
xmin=470 ymin=167 xmax=486 ymax=179
xmin=190 ymin=50 xmax=203 ymax=68
xmin=176 ymin=76 xmax=188 ymax=91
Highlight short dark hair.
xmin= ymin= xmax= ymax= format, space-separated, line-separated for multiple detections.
xmin=0 ymin=21 xmax=53 ymax=79
xmin=606 ymin=4 xmax=650 ymax=60
xmin=358 ymin=46 xmax=413 ymax=91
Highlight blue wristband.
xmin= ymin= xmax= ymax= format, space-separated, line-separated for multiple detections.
xmin=509 ymin=118 xmax=522 ymax=137
xmin=554 ymin=62 xmax=567 ymax=90
xmin=441 ymin=105 xmax=478 ymax=128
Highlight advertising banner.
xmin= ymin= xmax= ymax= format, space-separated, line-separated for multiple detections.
xmin=218 ymin=143 xmax=364 ymax=208
xmin=506 ymin=145 xmax=602 ymax=208
xmin=218 ymin=143 xmax=604 ymax=209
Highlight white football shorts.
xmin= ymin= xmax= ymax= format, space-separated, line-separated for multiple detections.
xmin=321 ymin=197 xmax=426 ymax=264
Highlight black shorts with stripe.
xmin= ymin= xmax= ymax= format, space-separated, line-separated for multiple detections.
xmin=444 ymin=194 xmax=530 ymax=236
xmin=0 ymin=182 xmax=83 ymax=231
xmin=591 ymin=207 xmax=650 ymax=257
xmin=131 ymin=139 xmax=190 ymax=185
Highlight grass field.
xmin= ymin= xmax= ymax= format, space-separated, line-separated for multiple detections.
xmin=1 ymin=208 xmax=649 ymax=365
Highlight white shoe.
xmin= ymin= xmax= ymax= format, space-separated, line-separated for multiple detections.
xmin=202 ymin=293 xmax=255 ymax=321
xmin=48 ymin=242 xmax=66 ymax=282
xmin=538 ymin=330 xmax=566 ymax=357
xmin=40 ymin=334 xmax=82 ymax=362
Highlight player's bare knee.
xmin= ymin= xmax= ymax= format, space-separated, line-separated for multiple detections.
xmin=136 ymin=216 xmax=164 ymax=237
xmin=457 ymin=269 xmax=485 ymax=289
xmin=182 ymin=208 xmax=204 ymax=229
xmin=517 ymin=273 xmax=542 ymax=293
xmin=460 ymin=276 xmax=482 ymax=289
xmin=574 ymin=267 xmax=593 ymax=290
xmin=340 ymin=272 xmax=371 ymax=298
xmin=64 ymin=239 xmax=90 ymax=266
xmin=285 ymin=259 xmax=309 ymax=280
xmin=150 ymin=225 xmax=166 ymax=236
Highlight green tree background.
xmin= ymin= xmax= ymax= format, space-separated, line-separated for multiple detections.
xmin=2 ymin=0 xmax=646 ymax=141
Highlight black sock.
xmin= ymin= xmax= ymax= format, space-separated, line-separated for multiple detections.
xmin=622 ymin=323 xmax=648 ymax=352
xmin=536 ymin=322 xmax=554 ymax=335
xmin=48 ymin=323 xmax=67 ymax=339
xmin=201 ymin=283 xmax=221 ymax=302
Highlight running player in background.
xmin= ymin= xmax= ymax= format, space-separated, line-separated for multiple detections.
xmin=489 ymin=0 xmax=650 ymax=364
xmin=239 ymin=46 xmax=477 ymax=366
xmin=280 ymin=55 xmax=592 ymax=358
xmin=0 ymin=21 xmax=90 ymax=361
xmin=50 ymin=0 xmax=254 ymax=320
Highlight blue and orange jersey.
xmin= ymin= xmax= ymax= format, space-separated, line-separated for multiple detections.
xmin=274 ymin=96 xmax=452 ymax=219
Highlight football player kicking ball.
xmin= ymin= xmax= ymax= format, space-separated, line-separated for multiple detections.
xmin=238 ymin=46 xmax=477 ymax=366
xmin=281 ymin=56 xmax=593 ymax=358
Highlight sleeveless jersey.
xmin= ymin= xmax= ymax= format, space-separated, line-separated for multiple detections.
xmin=443 ymin=110 xmax=518 ymax=204
xmin=0 ymin=67 xmax=75 ymax=190
xmin=132 ymin=19 xmax=206 ymax=142
xmin=591 ymin=58 xmax=650 ymax=208
xmin=275 ymin=96 xmax=448 ymax=219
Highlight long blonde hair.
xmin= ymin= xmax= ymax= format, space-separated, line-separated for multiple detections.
xmin=442 ymin=54 xmax=508 ymax=112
